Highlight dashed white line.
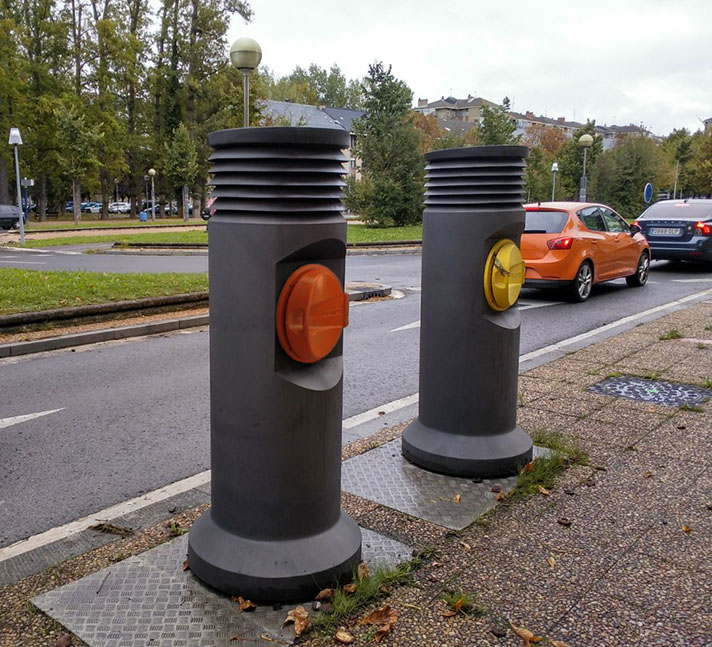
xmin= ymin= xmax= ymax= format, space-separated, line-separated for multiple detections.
xmin=0 ymin=408 xmax=64 ymax=430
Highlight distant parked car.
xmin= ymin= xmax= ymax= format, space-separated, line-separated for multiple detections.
xmin=108 ymin=201 xmax=131 ymax=214
xmin=87 ymin=202 xmax=103 ymax=214
xmin=634 ymin=199 xmax=712 ymax=263
xmin=0 ymin=204 xmax=23 ymax=229
xmin=521 ymin=202 xmax=651 ymax=302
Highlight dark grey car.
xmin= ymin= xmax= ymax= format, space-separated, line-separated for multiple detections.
xmin=636 ymin=199 xmax=712 ymax=263
xmin=0 ymin=204 xmax=22 ymax=230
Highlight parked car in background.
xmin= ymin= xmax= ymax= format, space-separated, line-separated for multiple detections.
xmin=634 ymin=199 xmax=712 ymax=263
xmin=521 ymin=202 xmax=651 ymax=302
xmin=0 ymin=204 xmax=23 ymax=229
xmin=87 ymin=202 xmax=103 ymax=214
xmin=108 ymin=201 xmax=131 ymax=214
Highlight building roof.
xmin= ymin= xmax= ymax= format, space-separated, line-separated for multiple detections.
xmin=260 ymin=100 xmax=365 ymax=133
xmin=321 ymin=107 xmax=365 ymax=133
xmin=420 ymin=95 xmax=498 ymax=110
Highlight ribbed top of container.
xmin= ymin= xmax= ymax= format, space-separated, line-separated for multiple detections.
xmin=208 ymin=127 xmax=350 ymax=214
xmin=424 ymin=145 xmax=529 ymax=209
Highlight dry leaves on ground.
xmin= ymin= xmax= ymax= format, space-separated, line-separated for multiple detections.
xmin=335 ymin=629 xmax=355 ymax=644
xmin=232 ymin=596 xmax=256 ymax=613
xmin=538 ymin=485 xmax=551 ymax=496
xmin=54 ymin=633 xmax=73 ymax=647
xmin=315 ymin=588 xmax=335 ymax=601
xmin=360 ymin=604 xmax=400 ymax=643
xmin=282 ymin=606 xmax=310 ymax=636
xmin=357 ymin=562 xmax=370 ymax=581
xmin=548 ymin=556 xmax=556 ymax=570
xmin=510 ymin=621 xmax=541 ymax=645
xmin=342 ymin=582 xmax=357 ymax=594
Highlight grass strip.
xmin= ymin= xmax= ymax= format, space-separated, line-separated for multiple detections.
xmin=25 ymin=219 xmax=205 ymax=231
xmin=0 ymin=268 xmax=208 ymax=314
xmin=8 ymin=224 xmax=423 ymax=248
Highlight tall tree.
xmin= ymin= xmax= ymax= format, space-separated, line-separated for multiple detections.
xmin=346 ymin=62 xmax=423 ymax=226
xmin=556 ymin=122 xmax=603 ymax=200
xmin=160 ymin=122 xmax=197 ymax=219
xmin=477 ymin=97 xmax=518 ymax=145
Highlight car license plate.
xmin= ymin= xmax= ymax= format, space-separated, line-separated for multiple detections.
xmin=650 ymin=227 xmax=681 ymax=236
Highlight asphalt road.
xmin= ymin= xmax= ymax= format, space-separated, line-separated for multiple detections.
xmin=1 ymin=251 xmax=712 ymax=547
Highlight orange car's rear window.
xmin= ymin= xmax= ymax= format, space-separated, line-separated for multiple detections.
xmin=524 ymin=211 xmax=569 ymax=234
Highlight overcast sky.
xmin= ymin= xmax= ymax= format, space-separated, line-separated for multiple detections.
xmin=227 ymin=0 xmax=712 ymax=136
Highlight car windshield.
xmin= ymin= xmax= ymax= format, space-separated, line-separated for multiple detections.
xmin=524 ymin=210 xmax=569 ymax=234
xmin=641 ymin=201 xmax=712 ymax=221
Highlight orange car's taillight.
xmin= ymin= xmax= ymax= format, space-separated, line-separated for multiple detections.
xmin=546 ymin=236 xmax=574 ymax=250
xmin=695 ymin=221 xmax=711 ymax=236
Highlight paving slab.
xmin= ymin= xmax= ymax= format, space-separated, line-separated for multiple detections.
xmin=341 ymin=439 xmax=548 ymax=530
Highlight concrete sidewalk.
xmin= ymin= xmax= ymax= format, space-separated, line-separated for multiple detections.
xmin=1 ymin=299 xmax=711 ymax=647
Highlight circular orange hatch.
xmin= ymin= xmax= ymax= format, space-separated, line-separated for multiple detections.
xmin=276 ymin=264 xmax=349 ymax=364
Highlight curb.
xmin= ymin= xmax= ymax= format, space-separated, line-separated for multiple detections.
xmin=0 ymin=284 xmax=391 ymax=357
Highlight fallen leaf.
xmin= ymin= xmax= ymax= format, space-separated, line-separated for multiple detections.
xmin=510 ymin=621 xmax=541 ymax=644
xmin=233 ymin=596 xmax=256 ymax=613
xmin=522 ymin=460 xmax=535 ymax=473
xmin=335 ymin=629 xmax=355 ymax=644
xmin=282 ymin=606 xmax=310 ymax=636
xmin=374 ymin=623 xmax=396 ymax=642
xmin=378 ymin=411 xmax=385 ymax=416
xmin=557 ymin=517 xmax=572 ymax=527
xmin=401 ymin=602 xmax=422 ymax=610
xmin=259 ymin=635 xmax=290 ymax=644
xmin=342 ymin=582 xmax=357 ymax=594
xmin=491 ymin=485 xmax=502 ymax=493
xmin=442 ymin=609 xmax=457 ymax=617
xmin=315 ymin=588 xmax=335 ymax=601
xmin=550 ymin=641 xmax=570 ymax=647
xmin=496 ymin=492 xmax=505 ymax=501
xmin=357 ymin=562 xmax=370 ymax=581
xmin=548 ymin=556 xmax=556 ymax=570
xmin=182 ymin=560 xmax=189 ymax=572
xmin=360 ymin=604 xmax=399 ymax=627
xmin=54 ymin=633 xmax=73 ymax=647
xmin=453 ymin=494 xmax=462 ymax=503
xmin=538 ymin=485 xmax=551 ymax=496
xmin=644 ymin=471 xmax=653 ymax=479
xmin=452 ymin=597 xmax=466 ymax=611
xmin=459 ymin=541 xmax=472 ymax=551
xmin=682 ymin=524 xmax=692 ymax=533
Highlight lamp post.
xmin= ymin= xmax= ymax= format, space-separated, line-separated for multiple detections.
xmin=230 ymin=37 xmax=262 ymax=128
xmin=8 ymin=128 xmax=24 ymax=245
xmin=551 ymin=161 xmax=559 ymax=201
xmin=148 ymin=168 xmax=156 ymax=222
xmin=578 ymin=133 xmax=593 ymax=201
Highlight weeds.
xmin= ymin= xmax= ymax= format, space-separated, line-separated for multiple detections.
xmin=697 ymin=343 xmax=707 ymax=350
xmin=659 ymin=329 xmax=682 ymax=340
xmin=311 ymin=560 xmax=420 ymax=633
xmin=167 ymin=521 xmax=186 ymax=537
xmin=702 ymin=379 xmax=712 ymax=389
xmin=441 ymin=590 xmax=484 ymax=616
xmin=679 ymin=403 xmax=704 ymax=413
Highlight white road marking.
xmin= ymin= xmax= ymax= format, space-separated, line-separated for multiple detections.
xmin=0 ymin=408 xmax=64 ymax=430
xmin=0 ymin=470 xmax=211 ymax=562
xmin=672 ymin=278 xmax=712 ymax=283
xmin=389 ymin=300 xmax=559 ymax=331
xmin=4 ymin=286 xmax=712 ymax=563
xmin=342 ymin=393 xmax=419 ymax=430
xmin=0 ymin=260 xmax=47 ymax=265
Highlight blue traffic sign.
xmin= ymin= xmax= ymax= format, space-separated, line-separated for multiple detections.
xmin=643 ymin=182 xmax=653 ymax=203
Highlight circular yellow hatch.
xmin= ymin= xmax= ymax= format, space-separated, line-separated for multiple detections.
xmin=483 ymin=239 xmax=525 ymax=311
xmin=276 ymin=264 xmax=349 ymax=364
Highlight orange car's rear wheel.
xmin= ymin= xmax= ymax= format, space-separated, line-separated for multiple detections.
xmin=568 ymin=260 xmax=594 ymax=302
xmin=626 ymin=252 xmax=650 ymax=287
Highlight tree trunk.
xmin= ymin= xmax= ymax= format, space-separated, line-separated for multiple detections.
xmin=37 ymin=176 xmax=47 ymax=221
xmin=73 ymin=178 xmax=82 ymax=224
xmin=100 ymin=172 xmax=109 ymax=220
xmin=0 ymin=156 xmax=9 ymax=204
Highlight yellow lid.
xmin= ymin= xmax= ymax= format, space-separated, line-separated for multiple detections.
xmin=483 ymin=239 xmax=524 ymax=311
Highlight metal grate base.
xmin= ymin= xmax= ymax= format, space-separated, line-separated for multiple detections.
xmin=33 ymin=529 xmax=411 ymax=647
xmin=342 ymin=439 xmax=548 ymax=530
xmin=588 ymin=376 xmax=711 ymax=407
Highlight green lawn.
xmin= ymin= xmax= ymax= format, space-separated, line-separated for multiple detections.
xmin=8 ymin=224 xmax=423 ymax=248
xmin=25 ymin=217 xmax=205 ymax=230
xmin=0 ymin=268 xmax=209 ymax=314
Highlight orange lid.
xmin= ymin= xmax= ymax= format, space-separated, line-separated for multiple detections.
xmin=276 ymin=264 xmax=349 ymax=364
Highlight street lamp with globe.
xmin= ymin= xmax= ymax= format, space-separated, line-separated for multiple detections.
xmin=577 ymin=133 xmax=594 ymax=201
xmin=8 ymin=128 xmax=25 ymax=245
xmin=551 ymin=161 xmax=559 ymax=201
xmin=230 ymin=37 xmax=262 ymax=128
xmin=148 ymin=168 xmax=156 ymax=222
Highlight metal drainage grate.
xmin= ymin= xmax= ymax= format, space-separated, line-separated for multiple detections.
xmin=588 ymin=376 xmax=711 ymax=407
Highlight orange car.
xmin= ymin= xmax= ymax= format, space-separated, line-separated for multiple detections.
xmin=520 ymin=202 xmax=651 ymax=302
